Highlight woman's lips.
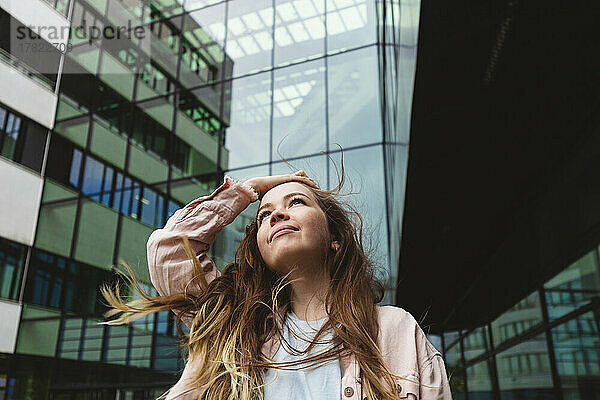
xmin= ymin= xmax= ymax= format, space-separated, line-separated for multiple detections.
xmin=271 ymin=229 xmax=297 ymax=241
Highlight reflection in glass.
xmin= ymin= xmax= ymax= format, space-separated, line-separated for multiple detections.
xmin=328 ymin=147 xmax=389 ymax=283
xmin=169 ymin=175 xmax=215 ymax=205
xmin=466 ymin=360 xmax=494 ymax=400
xmin=445 ymin=342 xmax=466 ymax=400
xmin=272 ymin=59 xmax=326 ymax=159
xmin=226 ymin=164 xmax=270 ymax=183
xmin=463 ymin=327 xmax=490 ymax=361
xmin=271 ymin=154 xmax=327 ymax=189
xmin=105 ymin=325 xmax=129 ymax=365
xmin=0 ymin=106 xmax=48 ymax=172
xmin=552 ymin=312 xmax=600 ymax=399
xmin=328 ymin=46 xmax=381 ymax=150
xmin=69 ymin=149 xmax=83 ymax=187
xmin=183 ymin=0 xmax=222 ymax=13
xmin=81 ymin=156 xmax=105 ymax=200
xmin=180 ymin=5 xmax=228 ymax=89
xmin=0 ymin=237 xmax=26 ymax=301
xmin=74 ymin=200 xmax=118 ymax=268
xmin=496 ymin=334 xmax=554 ymax=399
xmin=492 ymin=291 xmax=543 ymax=347
xmin=224 ymin=72 xmax=272 ymax=169
xmin=0 ymin=113 xmax=21 ymax=160
xmin=24 ymin=250 xmax=111 ymax=316
xmin=137 ymin=96 xmax=174 ymax=133
xmin=274 ymin=0 xmax=325 ymax=66
xmin=177 ymin=89 xmax=221 ymax=139
xmin=226 ymin=0 xmax=273 ymax=77
xmin=186 ymin=2 xmax=227 ymax=77
xmin=326 ymin=0 xmax=376 ymax=53
xmin=444 ymin=331 xmax=460 ymax=351
xmin=545 ymin=250 xmax=600 ymax=321
xmin=154 ymin=335 xmax=182 ymax=372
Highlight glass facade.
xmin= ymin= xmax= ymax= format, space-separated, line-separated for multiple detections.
xmin=1 ymin=0 xmax=417 ymax=398
xmin=442 ymin=248 xmax=600 ymax=400
xmin=0 ymin=104 xmax=48 ymax=173
xmin=1 ymin=1 xmax=597 ymax=400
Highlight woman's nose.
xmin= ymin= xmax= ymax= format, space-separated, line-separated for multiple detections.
xmin=269 ymin=209 xmax=288 ymax=225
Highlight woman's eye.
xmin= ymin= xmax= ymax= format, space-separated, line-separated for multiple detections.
xmin=258 ymin=198 xmax=305 ymax=222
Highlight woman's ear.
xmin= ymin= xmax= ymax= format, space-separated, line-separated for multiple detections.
xmin=330 ymin=241 xmax=340 ymax=251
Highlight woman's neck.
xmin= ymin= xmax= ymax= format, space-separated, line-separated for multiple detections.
xmin=289 ymin=271 xmax=329 ymax=321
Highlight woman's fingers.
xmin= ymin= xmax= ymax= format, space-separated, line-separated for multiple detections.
xmin=244 ymin=171 xmax=318 ymax=198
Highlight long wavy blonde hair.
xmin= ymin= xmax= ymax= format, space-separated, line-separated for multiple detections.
xmin=102 ymin=155 xmax=403 ymax=399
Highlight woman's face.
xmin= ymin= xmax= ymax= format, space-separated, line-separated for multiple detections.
xmin=256 ymin=182 xmax=330 ymax=275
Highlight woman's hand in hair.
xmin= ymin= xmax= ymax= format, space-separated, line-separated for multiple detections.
xmin=244 ymin=170 xmax=318 ymax=199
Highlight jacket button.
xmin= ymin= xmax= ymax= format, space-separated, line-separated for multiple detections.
xmin=344 ymin=387 xmax=354 ymax=397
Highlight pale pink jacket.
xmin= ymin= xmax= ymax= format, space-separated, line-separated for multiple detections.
xmin=147 ymin=175 xmax=452 ymax=400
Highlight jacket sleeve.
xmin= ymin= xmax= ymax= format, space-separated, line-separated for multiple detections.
xmin=147 ymin=175 xmax=259 ymax=302
xmin=417 ymin=331 xmax=453 ymax=400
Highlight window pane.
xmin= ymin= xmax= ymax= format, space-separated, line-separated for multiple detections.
xmin=81 ymin=319 xmax=103 ymax=361
xmin=226 ymin=0 xmax=273 ymax=77
xmin=73 ymin=199 xmax=118 ymax=269
xmin=274 ymin=0 xmax=325 ymax=66
xmin=466 ymin=360 xmax=494 ymax=400
xmin=140 ymin=186 xmax=158 ymax=226
xmin=544 ymin=250 xmax=600 ymax=320
xmin=444 ymin=331 xmax=460 ymax=351
xmin=101 ymin=166 xmax=114 ymax=206
xmin=496 ymin=334 xmax=555 ymax=399
xmin=81 ymin=156 xmax=105 ymax=200
xmin=0 ymin=237 xmax=26 ymax=301
xmin=1 ymin=113 xmax=21 ymax=159
xmin=167 ymin=200 xmax=180 ymax=220
xmin=328 ymin=46 xmax=381 ymax=150
xmin=105 ymin=325 xmax=129 ymax=365
xmin=326 ymin=0 xmax=376 ymax=53
xmin=271 ymin=154 xmax=327 ymax=189
xmin=224 ymin=72 xmax=272 ymax=169
xmin=445 ymin=341 xmax=466 ymax=400
xmin=0 ymin=107 xmax=6 ymax=129
xmin=491 ymin=291 xmax=543 ymax=347
xmin=35 ymin=194 xmax=78 ymax=258
xmin=272 ymin=59 xmax=326 ymax=159
xmin=90 ymin=120 xmax=127 ymax=169
xmin=463 ymin=327 xmax=490 ymax=361
xmin=186 ymin=2 xmax=227 ymax=65
xmin=552 ymin=312 xmax=600 ymax=400
xmin=153 ymin=335 xmax=181 ymax=373
xmin=170 ymin=175 xmax=215 ymax=205
xmin=328 ymin=146 xmax=389 ymax=282
xmin=120 ymin=177 xmax=133 ymax=215
xmin=117 ymin=217 xmax=155 ymax=283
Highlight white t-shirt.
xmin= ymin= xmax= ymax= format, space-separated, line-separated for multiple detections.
xmin=262 ymin=311 xmax=342 ymax=400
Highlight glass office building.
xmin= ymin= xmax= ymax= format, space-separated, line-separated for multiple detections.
xmin=442 ymin=254 xmax=600 ymax=400
xmin=0 ymin=0 xmax=417 ymax=398
xmin=5 ymin=1 xmax=596 ymax=399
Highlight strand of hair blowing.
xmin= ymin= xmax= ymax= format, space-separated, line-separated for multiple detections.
xmin=102 ymin=161 xmax=404 ymax=400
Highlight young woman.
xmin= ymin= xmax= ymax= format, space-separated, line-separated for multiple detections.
xmin=104 ymin=168 xmax=452 ymax=400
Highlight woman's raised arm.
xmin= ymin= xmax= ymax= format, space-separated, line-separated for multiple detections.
xmin=147 ymin=175 xmax=259 ymax=299
xmin=147 ymin=171 xmax=318 ymax=299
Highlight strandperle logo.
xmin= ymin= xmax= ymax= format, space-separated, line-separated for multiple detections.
xmin=16 ymin=19 xmax=148 ymax=47
xmin=9 ymin=17 xmax=152 ymax=74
